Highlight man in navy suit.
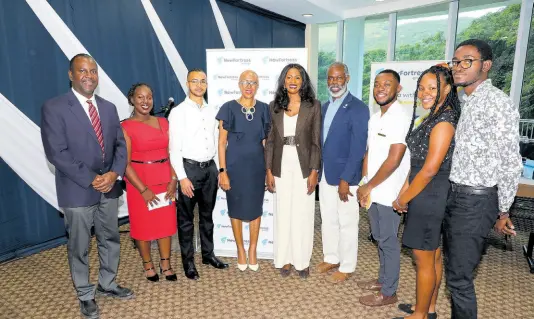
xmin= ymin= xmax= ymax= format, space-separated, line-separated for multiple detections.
xmin=41 ymin=54 xmax=133 ymax=319
xmin=316 ymin=62 xmax=369 ymax=283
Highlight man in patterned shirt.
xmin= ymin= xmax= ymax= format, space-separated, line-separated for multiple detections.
xmin=446 ymin=39 xmax=522 ymax=319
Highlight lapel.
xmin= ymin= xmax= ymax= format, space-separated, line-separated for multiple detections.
xmin=324 ymin=93 xmax=353 ymax=146
xmin=67 ymin=91 xmax=99 ymax=145
xmin=272 ymin=107 xmax=284 ymax=139
xmin=295 ymin=100 xmax=311 ymax=137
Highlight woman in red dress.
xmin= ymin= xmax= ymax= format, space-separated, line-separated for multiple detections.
xmin=121 ymin=83 xmax=178 ymax=282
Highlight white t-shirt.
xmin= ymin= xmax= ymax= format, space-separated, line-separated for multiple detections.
xmin=367 ymin=101 xmax=412 ymax=207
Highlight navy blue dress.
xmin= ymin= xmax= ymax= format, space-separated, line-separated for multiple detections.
xmin=216 ymin=100 xmax=270 ymax=221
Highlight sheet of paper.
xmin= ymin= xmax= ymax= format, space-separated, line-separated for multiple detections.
xmin=147 ymin=192 xmax=174 ymax=211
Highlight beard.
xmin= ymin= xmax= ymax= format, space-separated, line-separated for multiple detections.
xmin=374 ymin=94 xmax=397 ymax=106
xmin=328 ymin=83 xmax=347 ymax=98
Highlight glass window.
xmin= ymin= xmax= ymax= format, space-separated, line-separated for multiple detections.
xmin=395 ymin=4 xmax=449 ymax=61
xmin=362 ymin=16 xmax=388 ymax=106
xmin=520 ymin=5 xmax=534 ymax=119
xmin=317 ymin=23 xmax=338 ymax=103
xmin=456 ymin=0 xmax=522 ymax=94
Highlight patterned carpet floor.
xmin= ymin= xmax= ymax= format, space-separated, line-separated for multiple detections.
xmin=1 ymin=204 xmax=533 ymax=319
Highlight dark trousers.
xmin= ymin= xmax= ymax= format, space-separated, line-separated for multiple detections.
xmin=177 ymin=160 xmax=218 ymax=265
xmin=444 ymin=184 xmax=499 ymax=319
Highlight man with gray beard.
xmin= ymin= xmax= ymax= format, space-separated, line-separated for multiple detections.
xmin=316 ymin=62 xmax=369 ymax=283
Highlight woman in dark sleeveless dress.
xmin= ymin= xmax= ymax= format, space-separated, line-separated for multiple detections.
xmin=217 ymin=70 xmax=270 ymax=272
xmin=392 ymin=65 xmax=461 ymax=319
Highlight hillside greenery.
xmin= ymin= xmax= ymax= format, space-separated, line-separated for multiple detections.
xmin=318 ymin=4 xmax=534 ymax=119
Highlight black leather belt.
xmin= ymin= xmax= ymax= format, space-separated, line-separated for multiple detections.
xmin=183 ymin=158 xmax=214 ymax=168
xmin=450 ymin=182 xmax=497 ymax=195
xmin=283 ymin=136 xmax=297 ymax=146
xmin=131 ymin=158 xmax=168 ymax=164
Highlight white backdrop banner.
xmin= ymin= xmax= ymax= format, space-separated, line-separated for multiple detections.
xmin=206 ymin=48 xmax=308 ymax=259
xmin=368 ymin=61 xmax=444 ymax=115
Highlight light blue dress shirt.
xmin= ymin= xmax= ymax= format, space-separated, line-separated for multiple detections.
xmin=323 ymin=90 xmax=349 ymax=144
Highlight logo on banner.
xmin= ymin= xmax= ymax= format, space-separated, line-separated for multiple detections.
xmin=245 ymin=224 xmax=249 ymax=230
xmin=262 ymin=238 xmax=268 ymax=246
xmin=216 ymin=195 xmax=226 ymax=201
xmin=262 ymin=89 xmax=276 ymax=96
xmin=220 ymin=209 xmax=227 ymax=216
xmin=263 ymin=57 xmax=298 ymax=64
xmin=218 ymin=89 xmax=241 ymax=96
xmin=217 ymin=56 xmax=252 ymax=65
xmin=221 ymin=237 xmax=227 ymax=243
xmin=264 ymin=198 xmax=270 ymax=204
xmin=213 ymin=74 xmax=239 ymax=81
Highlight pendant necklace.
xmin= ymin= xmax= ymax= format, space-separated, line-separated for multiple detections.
xmin=237 ymin=98 xmax=256 ymax=121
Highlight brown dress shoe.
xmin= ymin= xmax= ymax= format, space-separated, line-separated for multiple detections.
xmin=357 ymin=279 xmax=382 ymax=291
xmin=359 ymin=292 xmax=398 ymax=307
xmin=315 ymin=262 xmax=340 ymax=274
xmin=326 ymin=270 xmax=351 ymax=283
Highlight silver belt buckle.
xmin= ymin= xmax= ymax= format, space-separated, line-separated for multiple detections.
xmin=283 ymin=136 xmax=296 ymax=146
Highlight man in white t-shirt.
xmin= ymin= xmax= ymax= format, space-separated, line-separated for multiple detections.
xmin=357 ymin=69 xmax=411 ymax=307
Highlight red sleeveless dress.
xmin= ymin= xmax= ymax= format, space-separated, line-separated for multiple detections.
xmin=121 ymin=117 xmax=177 ymax=240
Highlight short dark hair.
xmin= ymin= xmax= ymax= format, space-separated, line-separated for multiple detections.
xmin=377 ymin=69 xmax=400 ymax=83
xmin=456 ymin=39 xmax=493 ymax=61
xmin=69 ymin=53 xmax=95 ymax=71
xmin=187 ymin=68 xmax=205 ymax=78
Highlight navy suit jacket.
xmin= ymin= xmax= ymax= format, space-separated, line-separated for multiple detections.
xmin=41 ymin=90 xmax=127 ymax=208
xmin=320 ymin=93 xmax=369 ymax=186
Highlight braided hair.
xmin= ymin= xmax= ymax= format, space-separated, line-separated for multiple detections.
xmin=406 ymin=66 xmax=461 ymax=140
xmin=127 ymin=82 xmax=154 ymax=117
xmin=273 ymin=63 xmax=316 ymax=113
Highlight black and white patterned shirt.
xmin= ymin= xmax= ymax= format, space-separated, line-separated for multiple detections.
xmin=450 ymin=79 xmax=522 ymax=212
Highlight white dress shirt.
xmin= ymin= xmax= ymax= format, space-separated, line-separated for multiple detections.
xmin=168 ymin=97 xmax=219 ymax=180
xmin=367 ymin=100 xmax=412 ymax=207
xmin=71 ymin=88 xmax=99 ymax=119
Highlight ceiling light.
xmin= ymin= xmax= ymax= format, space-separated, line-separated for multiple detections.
xmin=302 ymin=13 xmax=313 ymax=17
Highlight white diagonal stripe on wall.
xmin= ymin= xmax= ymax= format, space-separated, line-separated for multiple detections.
xmin=209 ymin=0 xmax=236 ymax=49
xmin=141 ymin=0 xmax=190 ymax=95
xmin=26 ymin=0 xmax=130 ymax=120
xmin=0 ymin=93 xmax=59 ymax=210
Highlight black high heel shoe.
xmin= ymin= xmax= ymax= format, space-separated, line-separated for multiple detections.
xmin=160 ymin=258 xmax=178 ymax=281
xmin=143 ymin=260 xmax=159 ymax=282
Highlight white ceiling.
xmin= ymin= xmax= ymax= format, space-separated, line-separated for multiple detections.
xmin=244 ymin=0 xmax=450 ymax=24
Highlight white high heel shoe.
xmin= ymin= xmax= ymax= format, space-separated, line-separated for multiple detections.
xmin=237 ymin=263 xmax=247 ymax=271
xmin=237 ymin=255 xmax=247 ymax=271
xmin=248 ymin=263 xmax=259 ymax=271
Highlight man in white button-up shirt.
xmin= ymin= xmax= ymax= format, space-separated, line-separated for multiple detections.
xmin=168 ymin=69 xmax=228 ymax=280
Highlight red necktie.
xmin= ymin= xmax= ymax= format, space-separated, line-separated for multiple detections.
xmin=87 ymin=100 xmax=105 ymax=156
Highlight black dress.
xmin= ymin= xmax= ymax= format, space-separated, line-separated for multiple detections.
xmin=402 ymin=108 xmax=457 ymax=251
xmin=216 ymin=100 xmax=270 ymax=221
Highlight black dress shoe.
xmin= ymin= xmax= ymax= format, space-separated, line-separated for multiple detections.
xmin=96 ymin=284 xmax=135 ymax=300
xmin=159 ymin=258 xmax=178 ymax=281
xmin=398 ymin=304 xmax=437 ymax=319
xmin=183 ymin=262 xmax=200 ymax=280
xmin=202 ymin=255 xmax=229 ymax=269
xmin=79 ymin=299 xmax=99 ymax=319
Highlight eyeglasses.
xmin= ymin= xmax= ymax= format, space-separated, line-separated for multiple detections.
xmin=327 ymin=76 xmax=346 ymax=82
xmin=189 ymin=79 xmax=207 ymax=85
xmin=239 ymin=80 xmax=258 ymax=87
xmin=447 ymin=59 xmax=484 ymax=69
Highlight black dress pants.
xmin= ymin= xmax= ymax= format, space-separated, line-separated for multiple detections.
xmin=177 ymin=160 xmax=218 ymax=264
xmin=443 ymin=183 xmax=499 ymax=319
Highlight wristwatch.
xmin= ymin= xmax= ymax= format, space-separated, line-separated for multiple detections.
xmin=171 ymin=176 xmax=178 ymax=181
xmin=219 ymin=168 xmax=227 ymax=173
xmin=498 ymin=212 xmax=510 ymax=220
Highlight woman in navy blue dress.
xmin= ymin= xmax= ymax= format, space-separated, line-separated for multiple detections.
xmin=216 ymin=70 xmax=270 ymax=272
